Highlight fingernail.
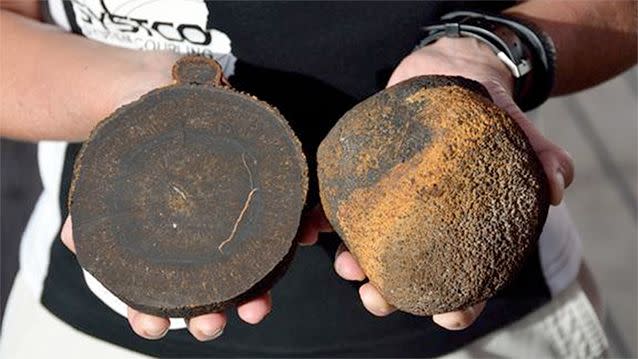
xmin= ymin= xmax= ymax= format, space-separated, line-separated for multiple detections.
xmin=464 ymin=306 xmax=476 ymax=316
xmin=201 ymin=327 xmax=224 ymax=341
xmin=552 ymin=170 xmax=565 ymax=205
xmin=555 ymin=170 xmax=565 ymax=189
xmin=437 ymin=316 xmax=468 ymax=331
xmin=144 ymin=325 xmax=169 ymax=339
xmin=374 ymin=301 xmax=395 ymax=315
xmin=297 ymin=230 xmax=315 ymax=247
xmin=334 ymin=257 xmax=344 ymax=275
xmin=370 ymin=304 xmax=390 ymax=315
xmin=371 ymin=304 xmax=395 ymax=317
xmin=361 ymin=287 xmax=394 ymax=316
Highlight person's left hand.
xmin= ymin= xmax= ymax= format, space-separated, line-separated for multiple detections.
xmin=299 ymin=37 xmax=574 ymax=330
xmin=61 ymin=216 xmax=272 ymax=341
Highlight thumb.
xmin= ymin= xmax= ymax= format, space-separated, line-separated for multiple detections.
xmin=297 ymin=205 xmax=333 ymax=246
xmin=61 ymin=216 xmax=77 ymax=254
xmin=482 ymin=80 xmax=574 ymax=206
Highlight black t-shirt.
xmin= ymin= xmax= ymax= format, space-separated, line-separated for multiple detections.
xmin=40 ymin=1 xmax=551 ymax=357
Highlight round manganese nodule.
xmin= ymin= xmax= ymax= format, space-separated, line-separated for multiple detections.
xmin=69 ymin=57 xmax=308 ymax=317
xmin=317 ymin=75 xmax=549 ymax=316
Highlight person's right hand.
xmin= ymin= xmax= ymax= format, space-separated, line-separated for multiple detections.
xmin=61 ymin=216 xmax=273 ymax=341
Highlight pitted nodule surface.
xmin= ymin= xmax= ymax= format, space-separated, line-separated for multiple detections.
xmin=69 ymin=57 xmax=308 ymax=317
xmin=318 ymin=76 xmax=549 ymax=315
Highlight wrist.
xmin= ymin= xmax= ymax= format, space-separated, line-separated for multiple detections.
xmin=111 ymin=51 xmax=179 ymax=110
xmin=68 ymin=50 xmax=179 ymax=142
xmin=420 ymin=37 xmax=515 ymax=95
xmin=420 ymin=10 xmax=558 ymax=110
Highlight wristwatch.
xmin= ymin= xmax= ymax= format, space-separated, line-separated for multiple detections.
xmin=416 ymin=11 xmax=556 ymax=112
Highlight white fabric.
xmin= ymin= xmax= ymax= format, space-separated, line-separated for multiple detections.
xmin=83 ymin=270 xmax=187 ymax=329
xmin=442 ymin=280 xmax=607 ymax=359
xmin=539 ymin=203 xmax=584 ymax=295
xmin=64 ymin=0 xmax=236 ymax=76
xmin=19 ymin=141 xmax=67 ymax=298
xmin=47 ymin=0 xmax=71 ymax=31
xmin=0 ymin=272 xmax=152 ymax=359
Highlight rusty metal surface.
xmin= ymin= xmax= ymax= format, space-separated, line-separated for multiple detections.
xmin=70 ymin=57 xmax=308 ymax=317
xmin=318 ymin=76 xmax=549 ymax=316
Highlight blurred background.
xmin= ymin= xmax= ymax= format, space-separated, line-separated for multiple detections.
xmin=536 ymin=66 xmax=637 ymax=357
xmin=1 ymin=67 xmax=636 ymax=357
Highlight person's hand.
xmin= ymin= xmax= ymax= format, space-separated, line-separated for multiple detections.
xmin=58 ymin=51 xmax=272 ymax=341
xmin=299 ymin=37 xmax=574 ymax=330
xmin=55 ymin=52 xmax=272 ymax=341
xmin=61 ymin=216 xmax=272 ymax=341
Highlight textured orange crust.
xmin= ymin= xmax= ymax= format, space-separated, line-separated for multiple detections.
xmin=318 ymin=76 xmax=549 ymax=315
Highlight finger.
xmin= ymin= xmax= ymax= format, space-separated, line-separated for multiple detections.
xmin=432 ymin=301 xmax=486 ymax=331
xmin=297 ymin=205 xmax=333 ymax=246
xmin=535 ymin=146 xmax=574 ymax=205
xmin=515 ymin=118 xmax=574 ymax=205
xmin=237 ymin=291 xmax=272 ymax=325
xmin=482 ymin=81 xmax=575 ymax=205
xmin=60 ymin=216 xmax=76 ymax=254
xmin=127 ymin=307 xmax=170 ymax=340
xmin=359 ymin=282 xmax=396 ymax=317
xmin=334 ymin=243 xmax=366 ymax=281
xmin=186 ymin=312 xmax=226 ymax=341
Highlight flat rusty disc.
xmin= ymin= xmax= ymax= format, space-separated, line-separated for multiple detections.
xmin=318 ymin=76 xmax=549 ymax=316
xmin=70 ymin=57 xmax=308 ymax=317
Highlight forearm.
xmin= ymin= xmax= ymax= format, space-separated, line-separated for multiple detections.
xmin=0 ymin=10 xmax=176 ymax=142
xmin=504 ymin=0 xmax=637 ymax=96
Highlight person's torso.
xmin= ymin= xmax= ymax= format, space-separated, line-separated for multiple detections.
xmin=18 ymin=1 xmax=582 ymax=356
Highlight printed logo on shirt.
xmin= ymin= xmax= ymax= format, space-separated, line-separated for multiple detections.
xmin=68 ymin=0 xmax=236 ymax=73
